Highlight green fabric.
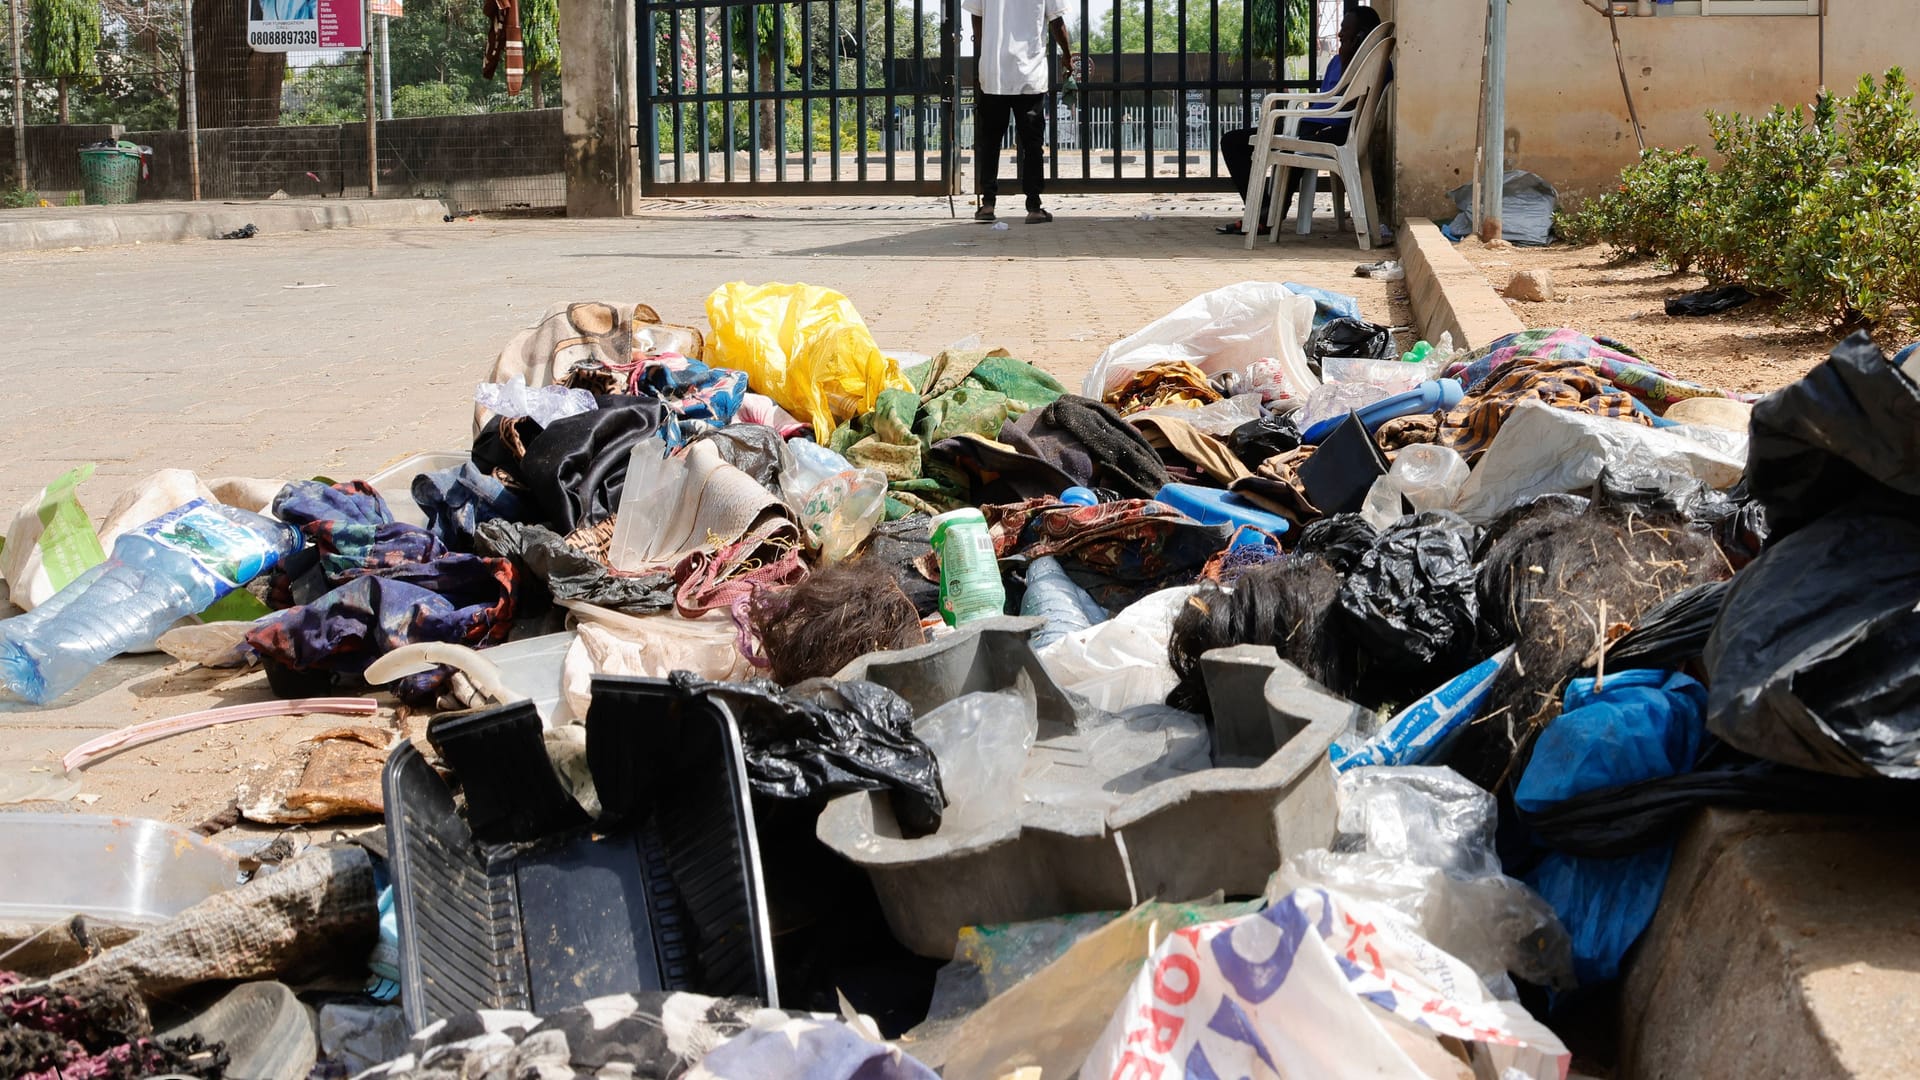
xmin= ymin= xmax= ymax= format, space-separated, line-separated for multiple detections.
xmin=838 ymin=349 xmax=1065 ymax=518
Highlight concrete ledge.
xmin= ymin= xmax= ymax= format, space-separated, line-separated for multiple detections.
xmin=0 ymin=197 xmax=449 ymax=255
xmin=1620 ymin=808 xmax=1920 ymax=1079
xmin=1400 ymin=217 xmax=1524 ymax=350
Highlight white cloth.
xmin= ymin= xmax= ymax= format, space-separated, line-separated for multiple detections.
xmin=963 ymin=0 xmax=1066 ymax=96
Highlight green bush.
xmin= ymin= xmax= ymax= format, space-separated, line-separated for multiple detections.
xmin=1560 ymin=67 xmax=1920 ymax=332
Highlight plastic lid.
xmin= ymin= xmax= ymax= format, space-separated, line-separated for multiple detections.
xmin=930 ymin=508 xmax=987 ymax=526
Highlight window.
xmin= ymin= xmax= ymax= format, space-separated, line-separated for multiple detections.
xmin=1657 ymin=0 xmax=1822 ymax=13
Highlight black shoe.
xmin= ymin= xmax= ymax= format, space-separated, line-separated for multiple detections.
xmin=974 ymin=202 xmax=996 ymax=222
xmin=1026 ymin=208 xmax=1053 ymax=224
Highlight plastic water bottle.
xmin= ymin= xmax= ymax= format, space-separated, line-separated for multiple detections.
xmin=1020 ymin=556 xmax=1107 ymax=649
xmin=929 ymin=508 xmax=1007 ymax=628
xmin=0 ymin=499 xmax=301 ymax=704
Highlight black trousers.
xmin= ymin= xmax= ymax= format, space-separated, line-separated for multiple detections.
xmin=975 ymin=92 xmax=1046 ymax=211
xmin=1222 ymin=121 xmax=1344 ymax=216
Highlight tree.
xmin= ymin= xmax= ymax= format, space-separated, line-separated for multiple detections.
xmin=729 ymin=4 xmax=796 ymax=150
xmin=191 ymin=0 xmax=286 ymax=127
xmin=519 ymin=0 xmax=557 ymax=108
xmin=1087 ymin=0 xmax=1307 ymax=60
xmin=27 ymin=0 xmax=101 ymax=123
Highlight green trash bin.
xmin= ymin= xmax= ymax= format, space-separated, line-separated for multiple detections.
xmin=78 ymin=141 xmax=147 ymax=205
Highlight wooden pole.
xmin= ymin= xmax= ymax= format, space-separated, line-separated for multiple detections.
xmin=181 ymin=0 xmax=201 ymax=199
xmin=8 ymin=0 xmax=27 ymax=192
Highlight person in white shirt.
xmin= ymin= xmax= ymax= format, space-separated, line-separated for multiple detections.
xmin=965 ymin=0 xmax=1072 ymax=223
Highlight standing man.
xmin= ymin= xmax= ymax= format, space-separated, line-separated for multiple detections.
xmin=967 ymin=0 xmax=1072 ymax=223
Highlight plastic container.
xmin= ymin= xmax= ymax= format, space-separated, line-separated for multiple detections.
xmin=1300 ymin=379 xmax=1465 ymax=445
xmin=930 ymin=508 xmax=1006 ymax=627
xmin=366 ymin=451 xmax=470 ymax=529
xmin=384 ymin=675 xmax=776 ymax=1031
xmin=1019 ymin=556 xmax=1107 ymax=649
xmin=78 ymin=142 xmax=146 ymax=205
xmin=1154 ymin=483 xmax=1293 ymax=539
xmin=1059 ymin=486 xmax=1100 ymax=507
xmin=0 ymin=813 xmax=240 ymax=930
xmin=0 ymin=499 xmax=301 ymax=704
xmin=605 ymin=437 xmax=676 ymax=572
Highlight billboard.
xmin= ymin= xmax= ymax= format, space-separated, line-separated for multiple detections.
xmin=249 ymin=0 xmax=366 ymax=52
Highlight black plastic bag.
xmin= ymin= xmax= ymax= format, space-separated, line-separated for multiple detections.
xmin=674 ymin=673 xmax=945 ymax=837
xmin=1305 ymin=317 xmax=1396 ymax=366
xmin=1746 ymin=331 xmax=1920 ymax=538
xmin=1663 ymin=284 xmax=1756 ymax=317
xmin=1600 ymin=580 xmax=1729 ymax=675
xmin=1706 ymin=507 xmax=1920 ymax=779
xmin=1291 ymin=513 xmax=1376 ymax=575
xmin=1589 ymin=465 xmax=1770 ymax=570
xmin=1226 ymin=412 xmax=1301 ymax=470
xmin=1335 ymin=510 xmax=1481 ymax=681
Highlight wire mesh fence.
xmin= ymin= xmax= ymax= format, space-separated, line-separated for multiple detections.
xmin=2 ymin=0 xmax=564 ymax=210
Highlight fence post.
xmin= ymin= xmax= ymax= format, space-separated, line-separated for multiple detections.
xmin=180 ymin=0 xmax=201 ymax=200
xmin=8 ymin=0 xmax=26 ymax=192
xmin=364 ymin=2 xmax=377 ymax=195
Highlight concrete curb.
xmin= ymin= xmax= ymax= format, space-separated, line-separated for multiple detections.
xmin=0 ymin=198 xmax=450 ymax=255
xmin=1400 ymin=218 xmax=1525 ymax=350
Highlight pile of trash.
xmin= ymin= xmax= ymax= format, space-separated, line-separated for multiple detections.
xmin=2 ymin=278 xmax=1916 ymax=1079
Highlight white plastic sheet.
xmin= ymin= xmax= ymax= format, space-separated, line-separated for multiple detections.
xmin=1083 ymin=283 xmax=1318 ymax=405
xmin=1453 ymin=399 xmax=1746 ymax=525
xmin=1035 ymin=586 xmax=1198 ymax=714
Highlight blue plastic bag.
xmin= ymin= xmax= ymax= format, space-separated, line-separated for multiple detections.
xmin=1516 ymin=669 xmax=1705 ymax=984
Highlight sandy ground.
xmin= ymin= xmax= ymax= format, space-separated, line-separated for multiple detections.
xmin=1454 ymin=238 xmax=1910 ymax=396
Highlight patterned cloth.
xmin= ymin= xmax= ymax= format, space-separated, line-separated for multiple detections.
xmin=563 ymin=352 xmax=749 ymax=447
xmin=412 ymin=463 xmax=525 ymax=552
xmin=915 ymin=498 xmax=1230 ymax=585
xmin=1431 ymin=357 xmax=1650 ymax=462
xmin=1101 ymin=360 xmax=1223 ymax=415
xmin=246 ymin=482 xmax=518 ymax=695
xmin=355 ymin=992 xmax=936 ymax=1080
xmin=1447 ymin=328 xmax=1755 ymax=406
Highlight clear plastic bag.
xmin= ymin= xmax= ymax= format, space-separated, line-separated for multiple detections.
xmin=1333 ymin=765 xmax=1501 ymax=877
xmin=1086 ymin=282 xmax=1319 ymax=403
xmin=473 ymin=375 xmax=597 ymax=427
xmin=1388 ymin=443 xmax=1469 ymax=513
xmin=916 ymin=690 xmax=1036 ymax=835
xmin=1295 ymin=379 xmax=1390 ymax=433
xmin=1323 ymin=355 xmax=1447 ymax=394
xmin=795 ymin=468 xmax=889 ymax=563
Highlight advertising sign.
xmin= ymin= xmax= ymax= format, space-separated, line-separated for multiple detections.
xmin=249 ymin=0 xmax=365 ymax=52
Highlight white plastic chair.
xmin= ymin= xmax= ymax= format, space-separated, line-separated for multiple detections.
xmin=1241 ymin=35 xmax=1395 ymax=251
xmin=1254 ymin=20 xmax=1394 ymax=134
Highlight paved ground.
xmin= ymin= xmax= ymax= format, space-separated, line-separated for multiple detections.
xmin=0 ymin=193 xmax=1403 ymax=825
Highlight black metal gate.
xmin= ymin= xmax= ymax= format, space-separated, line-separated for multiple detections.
xmin=638 ymin=0 xmax=959 ymax=195
xmin=635 ymin=0 xmax=1327 ymax=196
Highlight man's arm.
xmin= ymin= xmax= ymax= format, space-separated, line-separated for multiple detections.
xmin=971 ymin=13 xmax=984 ymax=89
xmin=1050 ymin=16 xmax=1073 ymax=72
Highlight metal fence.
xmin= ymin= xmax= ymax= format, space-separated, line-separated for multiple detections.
xmin=2 ymin=0 xmax=564 ymax=211
xmin=958 ymin=101 xmax=1250 ymax=152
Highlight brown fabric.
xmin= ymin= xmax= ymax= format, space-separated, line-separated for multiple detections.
xmin=1434 ymin=358 xmax=1650 ymax=462
xmin=1375 ymin=413 xmax=1441 ymax=451
xmin=1103 ymin=361 xmax=1223 ymax=415
xmin=1130 ymin=415 xmax=1252 ymax=486
xmin=1230 ymin=445 xmax=1321 ymax=522
xmin=475 ymin=302 xmax=706 ymax=436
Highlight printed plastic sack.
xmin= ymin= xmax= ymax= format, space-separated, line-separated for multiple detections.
xmin=1 ymin=464 xmax=106 ymax=613
xmin=1332 ymin=646 xmax=1512 ymax=771
xmin=1081 ymin=887 xmax=1571 ymax=1080
xmin=1083 ymin=282 xmax=1319 ymax=405
xmin=706 ymin=281 xmax=912 ymax=442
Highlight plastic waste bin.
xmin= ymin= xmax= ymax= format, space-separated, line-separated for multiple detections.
xmin=78 ymin=141 xmax=149 ymax=205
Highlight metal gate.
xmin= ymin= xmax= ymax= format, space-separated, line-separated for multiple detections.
xmin=639 ymin=0 xmax=959 ymax=195
xmin=635 ymin=0 xmax=1329 ymax=196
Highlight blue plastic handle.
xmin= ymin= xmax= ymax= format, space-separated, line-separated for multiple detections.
xmin=1300 ymin=379 xmax=1465 ymax=445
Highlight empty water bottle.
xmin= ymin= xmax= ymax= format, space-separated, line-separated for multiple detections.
xmin=1021 ymin=556 xmax=1107 ymax=649
xmin=0 ymin=499 xmax=301 ymax=704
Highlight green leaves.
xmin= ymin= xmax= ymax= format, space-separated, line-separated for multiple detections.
xmin=26 ymin=0 xmax=101 ymax=81
xmin=1561 ymin=66 xmax=1920 ymax=334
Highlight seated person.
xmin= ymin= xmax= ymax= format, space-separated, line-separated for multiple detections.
xmin=1216 ymin=5 xmax=1388 ymax=236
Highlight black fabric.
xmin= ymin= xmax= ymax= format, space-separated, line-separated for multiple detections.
xmin=515 ymin=396 xmax=669 ymax=533
xmin=675 ymin=673 xmax=945 ymax=839
xmin=474 ymin=519 xmax=678 ymax=616
xmin=1664 ymin=284 xmax=1756 ymax=317
xmin=1227 ymin=412 xmax=1302 ymax=470
xmin=691 ymin=423 xmax=788 ymax=493
xmin=864 ymin=516 xmax=942 ymax=618
xmin=975 ymin=91 xmax=1047 ymax=211
xmin=997 ymin=395 xmax=1172 ymax=500
xmin=1745 ymin=331 xmax=1920 ymax=539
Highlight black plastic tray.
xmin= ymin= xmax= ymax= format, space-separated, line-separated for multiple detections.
xmin=383 ymin=675 xmax=777 ymax=1031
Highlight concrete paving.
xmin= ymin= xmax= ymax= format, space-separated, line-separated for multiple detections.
xmin=0 ymin=197 xmax=449 ymax=254
xmin=0 ymin=194 xmax=1403 ymax=825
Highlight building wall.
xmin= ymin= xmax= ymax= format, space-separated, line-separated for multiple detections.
xmin=1391 ymin=0 xmax=1917 ymax=222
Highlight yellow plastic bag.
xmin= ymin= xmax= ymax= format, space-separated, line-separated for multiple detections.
xmin=706 ymin=281 xmax=912 ymax=442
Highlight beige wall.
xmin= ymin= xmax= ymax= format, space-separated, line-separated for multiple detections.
xmin=1391 ymin=0 xmax=1917 ymax=222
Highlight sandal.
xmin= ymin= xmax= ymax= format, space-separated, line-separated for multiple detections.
xmin=974 ymin=202 xmax=996 ymax=222
xmin=1026 ymin=208 xmax=1053 ymax=224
